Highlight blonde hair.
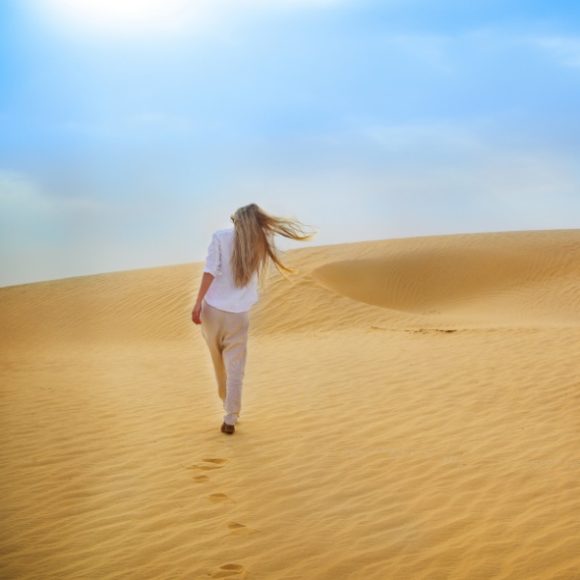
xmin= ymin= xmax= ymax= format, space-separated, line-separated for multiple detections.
xmin=229 ymin=203 xmax=317 ymax=288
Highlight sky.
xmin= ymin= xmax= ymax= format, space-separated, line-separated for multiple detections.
xmin=1 ymin=0 xmax=579 ymax=287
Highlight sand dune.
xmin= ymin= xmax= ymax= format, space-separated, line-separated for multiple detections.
xmin=1 ymin=228 xmax=579 ymax=579
xmin=310 ymin=229 xmax=580 ymax=327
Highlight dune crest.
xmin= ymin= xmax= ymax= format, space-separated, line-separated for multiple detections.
xmin=310 ymin=229 xmax=580 ymax=326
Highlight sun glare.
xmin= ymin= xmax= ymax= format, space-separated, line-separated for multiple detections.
xmin=27 ymin=0 xmax=343 ymax=40
xmin=32 ymin=0 xmax=195 ymax=37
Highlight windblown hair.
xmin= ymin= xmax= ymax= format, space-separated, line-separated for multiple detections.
xmin=229 ymin=203 xmax=317 ymax=289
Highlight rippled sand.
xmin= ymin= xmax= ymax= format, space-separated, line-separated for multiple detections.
xmin=1 ymin=228 xmax=579 ymax=579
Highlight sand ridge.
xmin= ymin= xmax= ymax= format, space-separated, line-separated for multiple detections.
xmin=1 ymin=228 xmax=579 ymax=579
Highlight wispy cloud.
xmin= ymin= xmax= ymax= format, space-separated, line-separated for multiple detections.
xmin=0 ymin=169 xmax=111 ymax=215
xmin=354 ymin=120 xmax=486 ymax=153
xmin=526 ymin=35 xmax=580 ymax=69
xmin=59 ymin=112 xmax=195 ymax=137
xmin=379 ymin=33 xmax=455 ymax=74
xmin=0 ymin=168 xmax=176 ymax=286
xmin=376 ymin=28 xmax=580 ymax=76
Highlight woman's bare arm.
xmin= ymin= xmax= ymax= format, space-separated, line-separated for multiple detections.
xmin=194 ymin=272 xmax=215 ymax=307
xmin=191 ymin=272 xmax=215 ymax=324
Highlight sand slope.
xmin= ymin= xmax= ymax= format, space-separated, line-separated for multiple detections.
xmin=1 ymin=228 xmax=579 ymax=579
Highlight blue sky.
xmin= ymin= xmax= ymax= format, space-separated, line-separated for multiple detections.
xmin=1 ymin=0 xmax=579 ymax=287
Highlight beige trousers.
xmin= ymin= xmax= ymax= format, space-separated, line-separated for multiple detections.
xmin=200 ymin=299 xmax=250 ymax=426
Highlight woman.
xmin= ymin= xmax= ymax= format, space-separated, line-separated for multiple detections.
xmin=191 ymin=203 xmax=317 ymax=435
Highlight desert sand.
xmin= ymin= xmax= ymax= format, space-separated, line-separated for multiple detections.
xmin=1 ymin=228 xmax=579 ymax=579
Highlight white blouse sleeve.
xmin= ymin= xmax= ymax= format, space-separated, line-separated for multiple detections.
xmin=203 ymin=232 xmax=221 ymax=276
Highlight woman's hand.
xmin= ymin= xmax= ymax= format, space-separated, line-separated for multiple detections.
xmin=191 ymin=301 xmax=202 ymax=325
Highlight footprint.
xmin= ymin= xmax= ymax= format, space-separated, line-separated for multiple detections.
xmin=187 ymin=458 xmax=228 ymax=471
xmin=211 ymin=563 xmax=245 ymax=578
xmin=227 ymin=522 xmax=246 ymax=530
xmin=227 ymin=521 xmax=257 ymax=536
xmin=193 ymin=475 xmax=209 ymax=483
xmin=408 ymin=328 xmax=457 ymax=334
xmin=208 ymin=492 xmax=233 ymax=503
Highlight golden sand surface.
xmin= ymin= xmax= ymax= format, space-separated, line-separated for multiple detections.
xmin=1 ymin=228 xmax=579 ymax=579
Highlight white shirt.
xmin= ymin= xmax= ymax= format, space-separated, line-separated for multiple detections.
xmin=202 ymin=227 xmax=259 ymax=313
